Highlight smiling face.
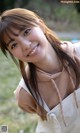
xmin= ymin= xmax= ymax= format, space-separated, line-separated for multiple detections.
xmin=5 ymin=26 xmax=50 ymax=64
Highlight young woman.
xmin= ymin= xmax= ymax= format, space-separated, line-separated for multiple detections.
xmin=0 ymin=8 xmax=80 ymax=133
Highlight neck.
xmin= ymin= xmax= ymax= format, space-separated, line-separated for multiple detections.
xmin=35 ymin=44 xmax=62 ymax=74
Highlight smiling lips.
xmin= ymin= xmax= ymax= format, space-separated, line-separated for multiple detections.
xmin=27 ymin=44 xmax=39 ymax=57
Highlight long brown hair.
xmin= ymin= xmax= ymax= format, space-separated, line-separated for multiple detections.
xmin=0 ymin=8 xmax=80 ymax=119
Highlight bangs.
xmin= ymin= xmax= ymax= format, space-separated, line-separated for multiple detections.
xmin=0 ymin=15 xmax=37 ymax=54
xmin=1 ymin=14 xmax=37 ymax=29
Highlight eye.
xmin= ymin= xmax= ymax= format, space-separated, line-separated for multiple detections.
xmin=11 ymin=43 xmax=17 ymax=50
xmin=23 ymin=28 xmax=31 ymax=36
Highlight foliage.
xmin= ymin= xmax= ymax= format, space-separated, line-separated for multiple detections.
xmin=75 ymin=3 xmax=80 ymax=13
xmin=0 ymin=0 xmax=30 ymax=12
xmin=26 ymin=0 xmax=80 ymax=32
xmin=0 ymin=0 xmax=80 ymax=32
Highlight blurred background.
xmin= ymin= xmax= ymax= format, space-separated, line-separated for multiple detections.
xmin=0 ymin=0 xmax=80 ymax=133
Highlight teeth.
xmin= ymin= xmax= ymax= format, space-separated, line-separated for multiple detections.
xmin=27 ymin=45 xmax=38 ymax=57
xmin=29 ymin=46 xmax=37 ymax=56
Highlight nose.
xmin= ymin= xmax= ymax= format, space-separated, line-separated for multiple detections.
xmin=18 ymin=37 xmax=31 ymax=50
xmin=22 ymin=39 xmax=31 ymax=50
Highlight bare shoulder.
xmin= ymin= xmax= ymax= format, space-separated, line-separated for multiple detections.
xmin=14 ymin=86 xmax=29 ymax=101
xmin=14 ymin=86 xmax=35 ymax=106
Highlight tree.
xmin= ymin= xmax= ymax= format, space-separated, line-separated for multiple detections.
xmin=75 ymin=3 xmax=80 ymax=13
xmin=0 ymin=0 xmax=15 ymax=12
xmin=0 ymin=0 xmax=30 ymax=13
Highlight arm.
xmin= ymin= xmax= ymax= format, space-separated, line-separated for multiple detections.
xmin=14 ymin=78 xmax=47 ymax=119
xmin=14 ymin=81 xmax=37 ymax=113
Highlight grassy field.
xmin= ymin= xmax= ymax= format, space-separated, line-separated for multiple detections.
xmin=0 ymin=51 xmax=38 ymax=133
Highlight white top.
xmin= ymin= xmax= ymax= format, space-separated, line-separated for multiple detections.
xmin=36 ymin=88 xmax=80 ymax=133
xmin=16 ymin=78 xmax=80 ymax=133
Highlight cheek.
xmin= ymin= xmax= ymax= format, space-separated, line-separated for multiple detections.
xmin=30 ymin=29 xmax=44 ymax=41
xmin=10 ymin=49 xmax=22 ymax=59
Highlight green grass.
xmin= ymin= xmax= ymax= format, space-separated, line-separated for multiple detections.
xmin=0 ymin=51 xmax=38 ymax=133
